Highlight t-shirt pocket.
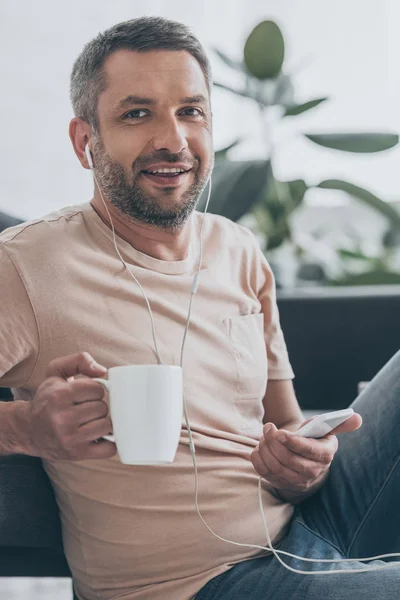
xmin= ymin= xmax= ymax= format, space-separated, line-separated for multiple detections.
xmin=223 ymin=313 xmax=268 ymax=433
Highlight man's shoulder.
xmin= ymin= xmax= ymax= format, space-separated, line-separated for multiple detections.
xmin=0 ymin=203 xmax=90 ymax=251
xmin=194 ymin=211 xmax=257 ymax=249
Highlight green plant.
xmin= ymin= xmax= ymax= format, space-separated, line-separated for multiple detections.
xmin=294 ymin=222 xmax=400 ymax=286
xmin=198 ymin=20 xmax=400 ymax=283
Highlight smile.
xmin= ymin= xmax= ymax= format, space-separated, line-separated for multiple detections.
xmin=140 ymin=169 xmax=192 ymax=187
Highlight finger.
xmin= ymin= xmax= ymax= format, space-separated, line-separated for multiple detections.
xmin=253 ymin=443 xmax=304 ymax=489
xmin=251 ymin=446 xmax=271 ymax=479
xmin=330 ymin=413 xmax=363 ymax=435
xmin=83 ymin=439 xmax=117 ymax=461
xmin=46 ymin=352 xmax=107 ymax=381
xmin=69 ymin=378 xmax=109 ymax=405
xmin=51 ymin=378 xmax=108 ymax=406
xmin=74 ymin=400 xmax=109 ymax=427
xmin=256 ymin=439 xmax=308 ymax=487
xmin=266 ymin=432 xmax=325 ymax=479
xmin=78 ymin=417 xmax=113 ymax=442
xmin=280 ymin=431 xmax=337 ymax=464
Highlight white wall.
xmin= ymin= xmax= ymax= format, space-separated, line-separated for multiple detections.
xmin=0 ymin=0 xmax=398 ymax=219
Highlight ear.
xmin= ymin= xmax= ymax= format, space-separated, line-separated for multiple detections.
xmin=69 ymin=117 xmax=93 ymax=169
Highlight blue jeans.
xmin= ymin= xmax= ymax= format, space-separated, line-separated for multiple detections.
xmin=196 ymin=350 xmax=400 ymax=599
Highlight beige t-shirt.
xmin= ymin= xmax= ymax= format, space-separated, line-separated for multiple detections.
xmin=0 ymin=202 xmax=295 ymax=600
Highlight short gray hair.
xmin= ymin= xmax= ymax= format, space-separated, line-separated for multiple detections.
xmin=70 ymin=16 xmax=212 ymax=131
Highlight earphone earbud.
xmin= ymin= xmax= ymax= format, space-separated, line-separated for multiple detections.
xmin=85 ymin=144 xmax=94 ymax=169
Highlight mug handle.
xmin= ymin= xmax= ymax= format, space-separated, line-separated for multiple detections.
xmin=93 ymin=378 xmax=115 ymax=443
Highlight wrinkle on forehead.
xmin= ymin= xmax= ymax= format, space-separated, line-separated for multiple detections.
xmin=100 ymin=50 xmax=209 ymax=112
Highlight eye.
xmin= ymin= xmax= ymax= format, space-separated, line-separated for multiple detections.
xmin=123 ymin=109 xmax=149 ymax=120
xmin=180 ymin=107 xmax=204 ymax=117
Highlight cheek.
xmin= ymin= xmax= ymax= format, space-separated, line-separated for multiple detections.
xmin=192 ymin=127 xmax=213 ymax=170
xmin=101 ymin=127 xmax=144 ymax=167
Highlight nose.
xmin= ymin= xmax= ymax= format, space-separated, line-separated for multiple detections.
xmin=152 ymin=116 xmax=188 ymax=154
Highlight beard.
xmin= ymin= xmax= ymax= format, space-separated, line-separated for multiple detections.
xmin=91 ymin=136 xmax=213 ymax=230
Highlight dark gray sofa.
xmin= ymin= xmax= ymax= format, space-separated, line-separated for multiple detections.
xmin=278 ymin=285 xmax=400 ymax=411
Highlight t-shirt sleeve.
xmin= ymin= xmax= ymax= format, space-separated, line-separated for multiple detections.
xmin=253 ymin=240 xmax=294 ymax=380
xmin=0 ymin=243 xmax=39 ymax=389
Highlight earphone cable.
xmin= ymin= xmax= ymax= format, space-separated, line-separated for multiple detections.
xmin=90 ymin=159 xmax=400 ymax=576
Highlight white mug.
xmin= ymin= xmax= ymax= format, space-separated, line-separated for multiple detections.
xmin=93 ymin=365 xmax=183 ymax=465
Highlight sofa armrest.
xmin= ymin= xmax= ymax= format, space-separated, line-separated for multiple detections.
xmin=0 ymin=547 xmax=71 ymax=577
xmin=0 ymin=454 xmax=64 ymax=550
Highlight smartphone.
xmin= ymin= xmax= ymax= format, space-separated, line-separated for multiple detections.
xmin=295 ymin=408 xmax=355 ymax=439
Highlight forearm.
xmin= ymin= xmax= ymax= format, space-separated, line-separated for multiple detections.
xmin=0 ymin=400 xmax=34 ymax=455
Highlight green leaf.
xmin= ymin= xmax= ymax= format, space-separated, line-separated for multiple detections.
xmin=382 ymin=226 xmax=400 ymax=248
xmin=255 ymin=175 xmax=307 ymax=250
xmin=212 ymin=48 xmax=245 ymax=73
xmin=287 ymin=179 xmax=308 ymax=210
xmin=215 ymin=139 xmax=242 ymax=160
xmin=262 ymin=176 xmax=288 ymax=224
xmin=264 ymin=177 xmax=308 ymax=216
xmin=305 ymin=133 xmax=399 ymax=153
xmin=330 ymin=270 xmax=400 ymax=286
xmin=253 ymin=202 xmax=274 ymax=236
xmin=254 ymin=176 xmax=307 ymax=246
xmin=244 ymin=20 xmax=285 ymax=80
xmin=337 ymin=248 xmax=373 ymax=261
xmin=316 ymin=179 xmax=400 ymax=228
xmin=266 ymin=222 xmax=291 ymax=250
xmin=197 ymin=159 xmax=270 ymax=222
xmin=284 ymin=97 xmax=328 ymax=117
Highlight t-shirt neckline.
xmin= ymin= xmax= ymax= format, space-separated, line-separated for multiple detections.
xmin=85 ymin=202 xmax=199 ymax=275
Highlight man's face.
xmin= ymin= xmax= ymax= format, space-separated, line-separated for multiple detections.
xmin=91 ymin=49 xmax=214 ymax=229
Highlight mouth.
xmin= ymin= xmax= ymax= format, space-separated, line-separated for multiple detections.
xmin=140 ymin=168 xmax=192 ymax=187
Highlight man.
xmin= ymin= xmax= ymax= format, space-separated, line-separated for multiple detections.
xmin=0 ymin=16 xmax=399 ymax=600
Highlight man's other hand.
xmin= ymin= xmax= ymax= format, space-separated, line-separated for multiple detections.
xmin=250 ymin=413 xmax=362 ymax=497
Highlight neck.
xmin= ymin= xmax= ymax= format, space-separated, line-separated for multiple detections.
xmin=90 ymin=195 xmax=193 ymax=262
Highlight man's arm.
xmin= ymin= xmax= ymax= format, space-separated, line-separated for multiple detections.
xmin=262 ymin=379 xmax=304 ymax=431
xmin=0 ymin=400 xmax=34 ymax=455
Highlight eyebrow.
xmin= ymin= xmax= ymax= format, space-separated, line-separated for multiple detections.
xmin=115 ymin=94 xmax=207 ymax=110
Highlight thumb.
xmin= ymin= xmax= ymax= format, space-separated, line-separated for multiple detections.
xmin=45 ymin=352 xmax=107 ymax=381
xmin=330 ymin=413 xmax=363 ymax=435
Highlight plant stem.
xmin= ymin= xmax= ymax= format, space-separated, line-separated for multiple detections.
xmin=257 ymin=102 xmax=286 ymax=206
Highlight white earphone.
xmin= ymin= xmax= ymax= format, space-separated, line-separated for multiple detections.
xmin=85 ymin=143 xmax=94 ymax=169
